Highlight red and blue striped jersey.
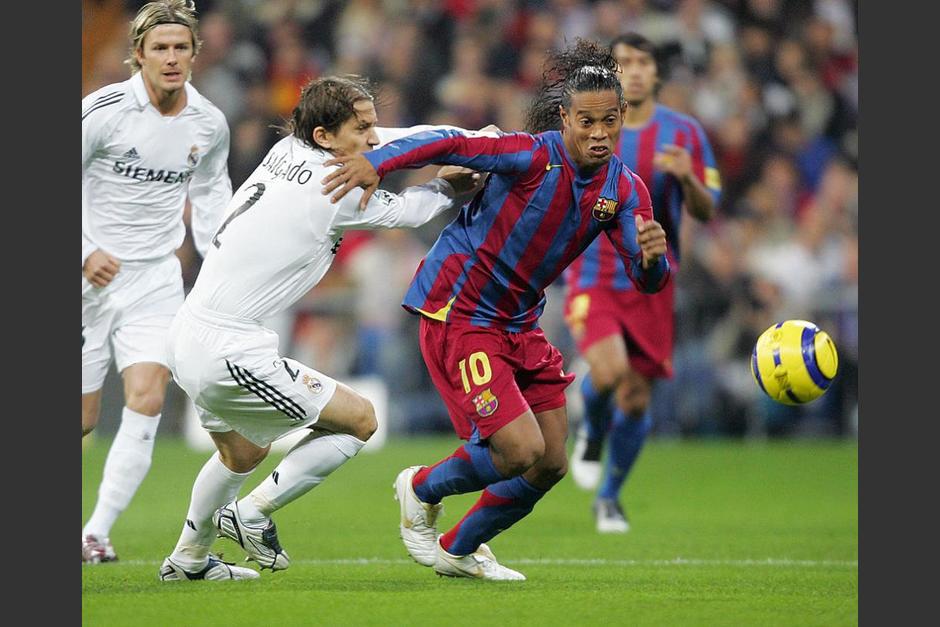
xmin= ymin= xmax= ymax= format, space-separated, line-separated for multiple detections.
xmin=564 ymin=105 xmax=721 ymax=292
xmin=363 ymin=129 xmax=671 ymax=332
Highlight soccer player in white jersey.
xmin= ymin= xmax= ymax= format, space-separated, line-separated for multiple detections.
xmin=81 ymin=0 xmax=232 ymax=565
xmin=157 ymin=75 xmax=481 ymax=582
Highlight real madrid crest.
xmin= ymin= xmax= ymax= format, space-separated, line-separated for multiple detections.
xmin=592 ymin=196 xmax=617 ymax=221
xmin=187 ymin=145 xmax=200 ymax=167
xmin=302 ymin=374 xmax=323 ymax=394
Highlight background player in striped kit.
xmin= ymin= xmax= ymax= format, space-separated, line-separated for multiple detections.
xmin=322 ymin=40 xmax=671 ymax=580
xmin=562 ymin=32 xmax=722 ymax=533
xmin=82 ymin=0 xmax=232 ymax=563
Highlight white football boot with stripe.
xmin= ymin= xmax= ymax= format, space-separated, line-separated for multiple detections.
xmin=159 ymin=554 xmax=259 ymax=581
xmin=213 ymin=500 xmax=291 ymax=571
xmin=434 ymin=541 xmax=526 ymax=581
xmin=394 ymin=465 xmax=443 ymax=566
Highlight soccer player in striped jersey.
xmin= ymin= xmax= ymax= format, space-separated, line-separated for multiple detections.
xmin=322 ymin=40 xmax=671 ymax=580
xmin=82 ymin=1 xmax=233 ymax=565
xmin=563 ymin=33 xmax=722 ymax=533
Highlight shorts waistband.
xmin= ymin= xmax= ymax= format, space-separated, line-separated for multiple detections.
xmin=182 ymin=301 xmax=262 ymax=333
xmin=119 ymin=252 xmax=178 ymax=270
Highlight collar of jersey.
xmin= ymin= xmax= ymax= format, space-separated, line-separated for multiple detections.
xmin=129 ymin=71 xmax=206 ymax=113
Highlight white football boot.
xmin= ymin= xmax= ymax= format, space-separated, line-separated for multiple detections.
xmin=434 ymin=541 xmax=526 ymax=581
xmin=82 ymin=534 xmax=118 ymax=564
xmin=213 ymin=500 xmax=291 ymax=571
xmin=158 ymin=554 xmax=260 ymax=581
xmin=394 ymin=465 xmax=443 ymax=566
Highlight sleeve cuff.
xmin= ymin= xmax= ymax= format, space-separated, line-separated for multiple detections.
xmin=430 ymin=177 xmax=457 ymax=198
xmin=82 ymin=239 xmax=97 ymax=268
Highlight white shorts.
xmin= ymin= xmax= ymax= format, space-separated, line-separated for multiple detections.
xmin=81 ymin=254 xmax=184 ymax=394
xmin=166 ymin=302 xmax=338 ymax=447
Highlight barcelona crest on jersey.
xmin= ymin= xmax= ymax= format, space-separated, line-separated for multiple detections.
xmin=473 ymin=389 xmax=499 ymax=417
xmin=592 ymin=197 xmax=617 ymax=221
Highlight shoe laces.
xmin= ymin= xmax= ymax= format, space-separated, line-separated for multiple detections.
xmin=260 ymin=522 xmax=284 ymax=553
xmin=424 ymin=502 xmax=443 ymax=527
xmin=208 ymin=552 xmax=234 ymax=565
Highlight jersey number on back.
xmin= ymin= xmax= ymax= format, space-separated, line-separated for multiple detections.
xmin=212 ymin=183 xmax=266 ymax=249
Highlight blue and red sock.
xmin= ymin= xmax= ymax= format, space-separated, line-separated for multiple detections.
xmin=413 ymin=441 xmax=504 ymax=505
xmin=581 ymin=373 xmax=614 ymax=442
xmin=597 ymin=407 xmax=653 ymax=500
xmin=439 ymin=475 xmax=547 ymax=556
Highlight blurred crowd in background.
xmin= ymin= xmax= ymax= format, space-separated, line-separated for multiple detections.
xmin=83 ymin=0 xmax=858 ymax=439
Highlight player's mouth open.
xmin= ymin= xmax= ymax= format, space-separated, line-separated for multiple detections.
xmin=589 ymin=146 xmax=609 ymax=157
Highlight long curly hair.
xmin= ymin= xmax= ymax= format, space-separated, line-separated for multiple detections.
xmin=524 ymin=38 xmax=624 ymax=134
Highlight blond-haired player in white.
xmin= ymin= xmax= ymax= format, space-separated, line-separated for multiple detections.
xmin=82 ymin=0 xmax=232 ymax=564
xmin=158 ymin=75 xmax=482 ymax=581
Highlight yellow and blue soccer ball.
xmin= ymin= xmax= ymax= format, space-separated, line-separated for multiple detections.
xmin=751 ymin=320 xmax=838 ymax=405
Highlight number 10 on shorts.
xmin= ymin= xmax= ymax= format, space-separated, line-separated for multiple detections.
xmin=458 ymin=351 xmax=492 ymax=393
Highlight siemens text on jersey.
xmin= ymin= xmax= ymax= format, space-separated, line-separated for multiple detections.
xmin=112 ymin=161 xmax=195 ymax=184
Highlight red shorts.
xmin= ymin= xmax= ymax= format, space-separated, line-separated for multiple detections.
xmin=418 ymin=316 xmax=575 ymax=441
xmin=563 ymin=282 xmax=675 ymax=379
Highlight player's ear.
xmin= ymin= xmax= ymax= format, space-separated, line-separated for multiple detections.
xmin=558 ymin=104 xmax=569 ymax=126
xmin=312 ymin=126 xmax=332 ymax=150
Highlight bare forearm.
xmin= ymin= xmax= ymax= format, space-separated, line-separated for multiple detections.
xmin=679 ymin=174 xmax=716 ymax=222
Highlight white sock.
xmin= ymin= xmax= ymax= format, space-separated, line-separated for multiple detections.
xmin=83 ymin=408 xmax=160 ymax=539
xmin=170 ymin=452 xmax=254 ymax=570
xmin=238 ymin=430 xmax=366 ymax=524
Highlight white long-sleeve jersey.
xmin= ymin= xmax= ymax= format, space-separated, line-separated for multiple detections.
xmin=185 ymin=134 xmax=460 ymax=322
xmin=82 ymin=72 xmax=232 ymax=266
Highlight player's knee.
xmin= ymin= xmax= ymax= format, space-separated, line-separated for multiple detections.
xmin=253 ymin=445 xmax=272 ymax=468
xmin=124 ymin=388 xmax=166 ymax=417
xmin=82 ymin=407 xmax=100 ymax=436
xmin=502 ymin=439 xmax=544 ymax=476
xmin=632 ymin=391 xmax=651 ymax=416
xmin=219 ymin=444 xmax=270 ymax=473
xmin=629 ymin=387 xmax=651 ymax=416
xmin=591 ymin=362 xmax=628 ymax=392
xmin=352 ymin=397 xmax=377 ymax=442
xmin=533 ymin=457 xmax=568 ymax=487
xmin=614 ymin=380 xmax=649 ymax=416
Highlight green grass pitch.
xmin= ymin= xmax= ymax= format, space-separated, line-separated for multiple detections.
xmin=83 ymin=435 xmax=857 ymax=626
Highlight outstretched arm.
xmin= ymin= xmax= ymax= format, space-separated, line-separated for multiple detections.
xmin=321 ymin=128 xmax=536 ymax=209
xmin=333 ymin=175 xmax=459 ymax=231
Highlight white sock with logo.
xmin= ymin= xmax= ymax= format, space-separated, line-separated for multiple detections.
xmin=170 ymin=452 xmax=254 ymax=571
xmin=237 ymin=430 xmax=366 ymax=524
xmin=83 ymin=408 xmax=160 ymax=539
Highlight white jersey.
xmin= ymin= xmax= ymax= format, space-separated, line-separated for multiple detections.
xmin=185 ymin=134 xmax=460 ymax=322
xmin=82 ymin=72 xmax=232 ymax=266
